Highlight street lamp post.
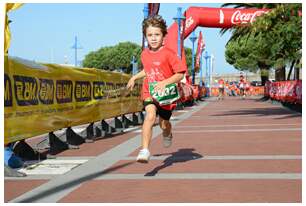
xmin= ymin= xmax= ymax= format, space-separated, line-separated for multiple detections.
xmin=131 ymin=56 xmax=138 ymax=75
xmin=173 ymin=7 xmax=185 ymax=59
xmin=71 ymin=35 xmax=82 ymax=67
xmin=210 ymin=54 xmax=214 ymax=90
xmin=204 ymin=51 xmax=211 ymax=96
xmin=189 ymin=31 xmax=197 ymax=84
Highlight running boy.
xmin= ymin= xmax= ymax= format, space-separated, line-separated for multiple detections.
xmin=126 ymin=15 xmax=186 ymax=163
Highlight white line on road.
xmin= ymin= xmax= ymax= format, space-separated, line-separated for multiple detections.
xmin=192 ymin=116 xmax=301 ymax=119
xmin=96 ymin=173 xmax=301 ymax=180
xmin=122 ymin=155 xmax=302 ymax=160
xmin=174 ymin=123 xmax=301 ymax=128
xmin=173 ymin=128 xmax=301 ymax=133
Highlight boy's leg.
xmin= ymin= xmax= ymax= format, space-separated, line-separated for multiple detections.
xmin=158 ymin=108 xmax=173 ymax=148
xmin=159 ymin=117 xmax=172 ymax=137
xmin=137 ymin=103 xmax=156 ymax=163
xmin=142 ymin=104 xmax=157 ymax=149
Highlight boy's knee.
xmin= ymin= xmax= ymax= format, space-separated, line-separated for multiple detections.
xmin=145 ymin=113 xmax=156 ymax=123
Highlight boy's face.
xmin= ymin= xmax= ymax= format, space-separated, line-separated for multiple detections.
xmin=146 ymin=26 xmax=164 ymax=51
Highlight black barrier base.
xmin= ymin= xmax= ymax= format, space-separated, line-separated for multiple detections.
xmin=76 ymin=123 xmax=95 ymax=143
xmin=49 ymin=132 xmax=79 ymax=154
xmin=49 ymin=132 xmax=68 ymax=153
xmin=121 ymin=115 xmax=134 ymax=128
xmin=111 ymin=117 xmax=124 ymax=133
xmin=4 ymin=165 xmax=26 ymax=177
xmin=94 ymin=124 xmax=103 ymax=139
xmin=13 ymin=140 xmax=47 ymax=161
xmin=84 ymin=123 xmax=95 ymax=143
xmin=66 ymin=127 xmax=85 ymax=146
xmin=132 ymin=113 xmax=142 ymax=125
xmin=102 ymin=120 xmax=116 ymax=136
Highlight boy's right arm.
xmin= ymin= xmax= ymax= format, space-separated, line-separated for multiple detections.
xmin=126 ymin=70 xmax=146 ymax=90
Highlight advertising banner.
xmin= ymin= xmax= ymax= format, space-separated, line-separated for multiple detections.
xmin=268 ymin=80 xmax=302 ymax=104
xmin=195 ymin=31 xmax=205 ymax=71
xmin=4 ymin=56 xmax=143 ymax=144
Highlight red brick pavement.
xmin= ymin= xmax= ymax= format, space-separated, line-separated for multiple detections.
xmin=4 ymin=180 xmax=48 ymax=202
xmin=59 ymin=179 xmax=301 ymax=203
xmin=5 ymin=97 xmax=302 ymax=203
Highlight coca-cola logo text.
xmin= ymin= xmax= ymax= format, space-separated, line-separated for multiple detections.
xmin=231 ymin=10 xmax=268 ymax=25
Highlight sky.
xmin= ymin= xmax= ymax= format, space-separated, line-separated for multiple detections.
xmin=7 ymin=3 xmax=240 ymax=74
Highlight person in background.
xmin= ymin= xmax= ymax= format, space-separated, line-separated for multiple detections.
xmin=229 ymin=82 xmax=237 ymax=96
xmin=225 ymin=80 xmax=230 ymax=96
xmin=218 ymin=78 xmax=225 ymax=100
xmin=245 ymin=81 xmax=251 ymax=96
xmin=239 ymin=74 xmax=246 ymax=99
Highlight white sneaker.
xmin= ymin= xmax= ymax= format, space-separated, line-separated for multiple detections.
xmin=136 ymin=148 xmax=150 ymax=163
xmin=163 ymin=133 xmax=173 ymax=148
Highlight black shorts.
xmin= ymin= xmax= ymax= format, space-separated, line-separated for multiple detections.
xmin=143 ymin=100 xmax=172 ymax=120
xmin=219 ymin=88 xmax=224 ymax=94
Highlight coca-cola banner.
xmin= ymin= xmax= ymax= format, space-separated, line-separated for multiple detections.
xmin=266 ymin=80 xmax=302 ymax=104
xmin=183 ymin=7 xmax=269 ymax=38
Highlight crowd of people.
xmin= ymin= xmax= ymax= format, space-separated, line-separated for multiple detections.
xmin=216 ymin=74 xmax=254 ymax=100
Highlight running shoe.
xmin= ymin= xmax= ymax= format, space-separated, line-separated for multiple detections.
xmin=136 ymin=148 xmax=150 ymax=163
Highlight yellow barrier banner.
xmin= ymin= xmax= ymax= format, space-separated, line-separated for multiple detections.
xmin=4 ymin=56 xmax=143 ymax=144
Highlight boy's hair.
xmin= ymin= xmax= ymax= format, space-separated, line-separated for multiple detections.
xmin=142 ymin=15 xmax=168 ymax=37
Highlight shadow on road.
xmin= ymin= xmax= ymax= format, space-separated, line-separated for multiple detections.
xmin=210 ymin=107 xmax=301 ymax=119
xmin=144 ymin=148 xmax=202 ymax=176
xmin=16 ymin=161 xmax=135 ymax=202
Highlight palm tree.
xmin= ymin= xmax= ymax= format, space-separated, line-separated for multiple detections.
xmin=220 ymin=3 xmax=301 ymax=82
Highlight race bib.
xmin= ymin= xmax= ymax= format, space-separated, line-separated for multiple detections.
xmin=149 ymin=82 xmax=180 ymax=105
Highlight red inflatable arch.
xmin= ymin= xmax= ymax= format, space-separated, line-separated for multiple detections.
xmin=163 ymin=7 xmax=269 ymax=102
xmin=164 ymin=6 xmax=270 ymax=71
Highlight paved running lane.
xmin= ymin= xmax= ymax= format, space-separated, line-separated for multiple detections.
xmin=7 ymin=97 xmax=301 ymax=203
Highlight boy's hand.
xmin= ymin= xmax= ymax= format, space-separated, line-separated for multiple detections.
xmin=154 ymin=81 xmax=167 ymax=92
xmin=126 ymin=78 xmax=135 ymax=91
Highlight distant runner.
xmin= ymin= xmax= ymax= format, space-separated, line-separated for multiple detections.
xmin=218 ymin=78 xmax=225 ymax=100
xmin=239 ymin=74 xmax=246 ymax=99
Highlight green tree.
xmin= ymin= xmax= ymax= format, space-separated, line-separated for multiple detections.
xmin=184 ymin=47 xmax=192 ymax=75
xmin=83 ymin=41 xmax=141 ymax=73
xmin=251 ymin=4 xmax=302 ymax=80
xmin=221 ymin=3 xmax=301 ymax=83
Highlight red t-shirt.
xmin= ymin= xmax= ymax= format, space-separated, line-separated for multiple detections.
xmin=141 ymin=46 xmax=186 ymax=110
xmin=218 ymin=79 xmax=225 ymax=88
xmin=239 ymin=78 xmax=245 ymax=87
